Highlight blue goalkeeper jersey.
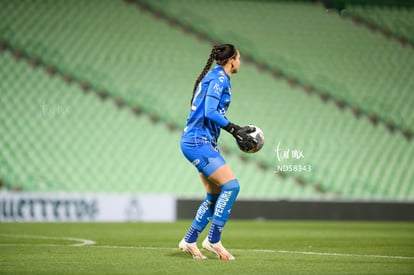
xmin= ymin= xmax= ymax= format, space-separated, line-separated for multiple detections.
xmin=182 ymin=65 xmax=232 ymax=144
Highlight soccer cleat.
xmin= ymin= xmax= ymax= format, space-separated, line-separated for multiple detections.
xmin=202 ymin=237 xmax=235 ymax=260
xmin=178 ymin=239 xmax=207 ymax=259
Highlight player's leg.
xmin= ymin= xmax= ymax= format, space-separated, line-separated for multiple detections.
xmin=179 ymin=175 xmax=220 ymax=259
xmin=179 ymin=142 xmax=238 ymax=259
xmin=179 ymin=142 xmax=222 ymax=259
xmin=202 ymin=164 xmax=239 ymax=260
xmin=182 ymin=174 xmax=220 ymax=243
xmin=200 ymin=173 xmax=222 ymax=194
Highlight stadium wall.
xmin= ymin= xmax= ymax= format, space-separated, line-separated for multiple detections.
xmin=0 ymin=192 xmax=176 ymax=222
xmin=2 ymin=192 xmax=413 ymax=221
xmin=177 ymin=199 xmax=414 ymax=221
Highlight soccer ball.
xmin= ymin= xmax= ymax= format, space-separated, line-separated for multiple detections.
xmin=245 ymin=125 xmax=264 ymax=153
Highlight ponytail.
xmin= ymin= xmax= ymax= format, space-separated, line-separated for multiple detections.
xmin=190 ymin=47 xmax=217 ymax=105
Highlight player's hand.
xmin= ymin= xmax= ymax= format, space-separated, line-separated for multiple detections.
xmin=224 ymin=123 xmax=257 ymax=152
xmin=235 ymin=126 xmax=257 ymax=152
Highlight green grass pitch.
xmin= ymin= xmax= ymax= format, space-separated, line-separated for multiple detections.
xmin=1 ymin=221 xmax=413 ymax=274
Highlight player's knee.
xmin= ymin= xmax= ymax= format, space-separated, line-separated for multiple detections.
xmin=222 ymin=179 xmax=240 ymax=194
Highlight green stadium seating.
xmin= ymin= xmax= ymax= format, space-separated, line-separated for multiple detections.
xmin=0 ymin=0 xmax=413 ymax=200
xmin=145 ymin=0 xmax=414 ymax=131
xmin=1 ymin=48 xmax=324 ymax=199
xmin=346 ymin=4 xmax=414 ymax=43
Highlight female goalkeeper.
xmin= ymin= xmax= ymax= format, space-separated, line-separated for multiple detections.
xmin=179 ymin=44 xmax=257 ymax=260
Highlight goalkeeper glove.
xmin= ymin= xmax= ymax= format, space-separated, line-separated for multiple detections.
xmin=223 ymin=122 xmax=257 ymax=152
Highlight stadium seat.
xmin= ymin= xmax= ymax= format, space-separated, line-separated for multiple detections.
xmin=0 ymin=0 xmax=413 ymax=201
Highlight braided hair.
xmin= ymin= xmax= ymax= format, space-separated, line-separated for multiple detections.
xmin=190 ymin=44 xmax=236 ymax=105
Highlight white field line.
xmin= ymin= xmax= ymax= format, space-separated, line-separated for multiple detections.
xmin=0 ymin=234 xmax=95 ymax=246
xmin=92 ymin=245 xmax=414 ymax=261
xmin=1 ymin=234 xmax=413 ymax=260
xmin=239 ymin=249 xmax=414 ymax=260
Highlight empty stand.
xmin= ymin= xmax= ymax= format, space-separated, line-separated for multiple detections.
xmin=346 ymin=4 xmax=414 ymax=44
xmin=145 ymin=0 xmax=414 ymax=132
xmin=0 ymin=0 xmax=413 ymax=200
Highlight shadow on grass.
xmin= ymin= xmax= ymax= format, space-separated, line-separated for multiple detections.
xmin=167 ymin=251 xmax=192 ymax=259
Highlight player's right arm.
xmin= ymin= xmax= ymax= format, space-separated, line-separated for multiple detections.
xmin=204 ymin=79 xmax=230 ymax=127
xmin=204 ymin=79 xmax=256 ymax=152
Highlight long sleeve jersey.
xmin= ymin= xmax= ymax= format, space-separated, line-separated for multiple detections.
xmin=182 ymin=65 xmax=232 ymax=144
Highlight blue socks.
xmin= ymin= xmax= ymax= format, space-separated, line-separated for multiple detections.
xmin=208 ymin=179 xmax=240 ymax=243
xmin=184 ymin=193 xmax=218 ymax=243
xmin=184 ymin=179 xmax=240 ymax=244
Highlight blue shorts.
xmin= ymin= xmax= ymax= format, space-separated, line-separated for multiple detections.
xmin=180 ymin=137 xmax=226 ymax=178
